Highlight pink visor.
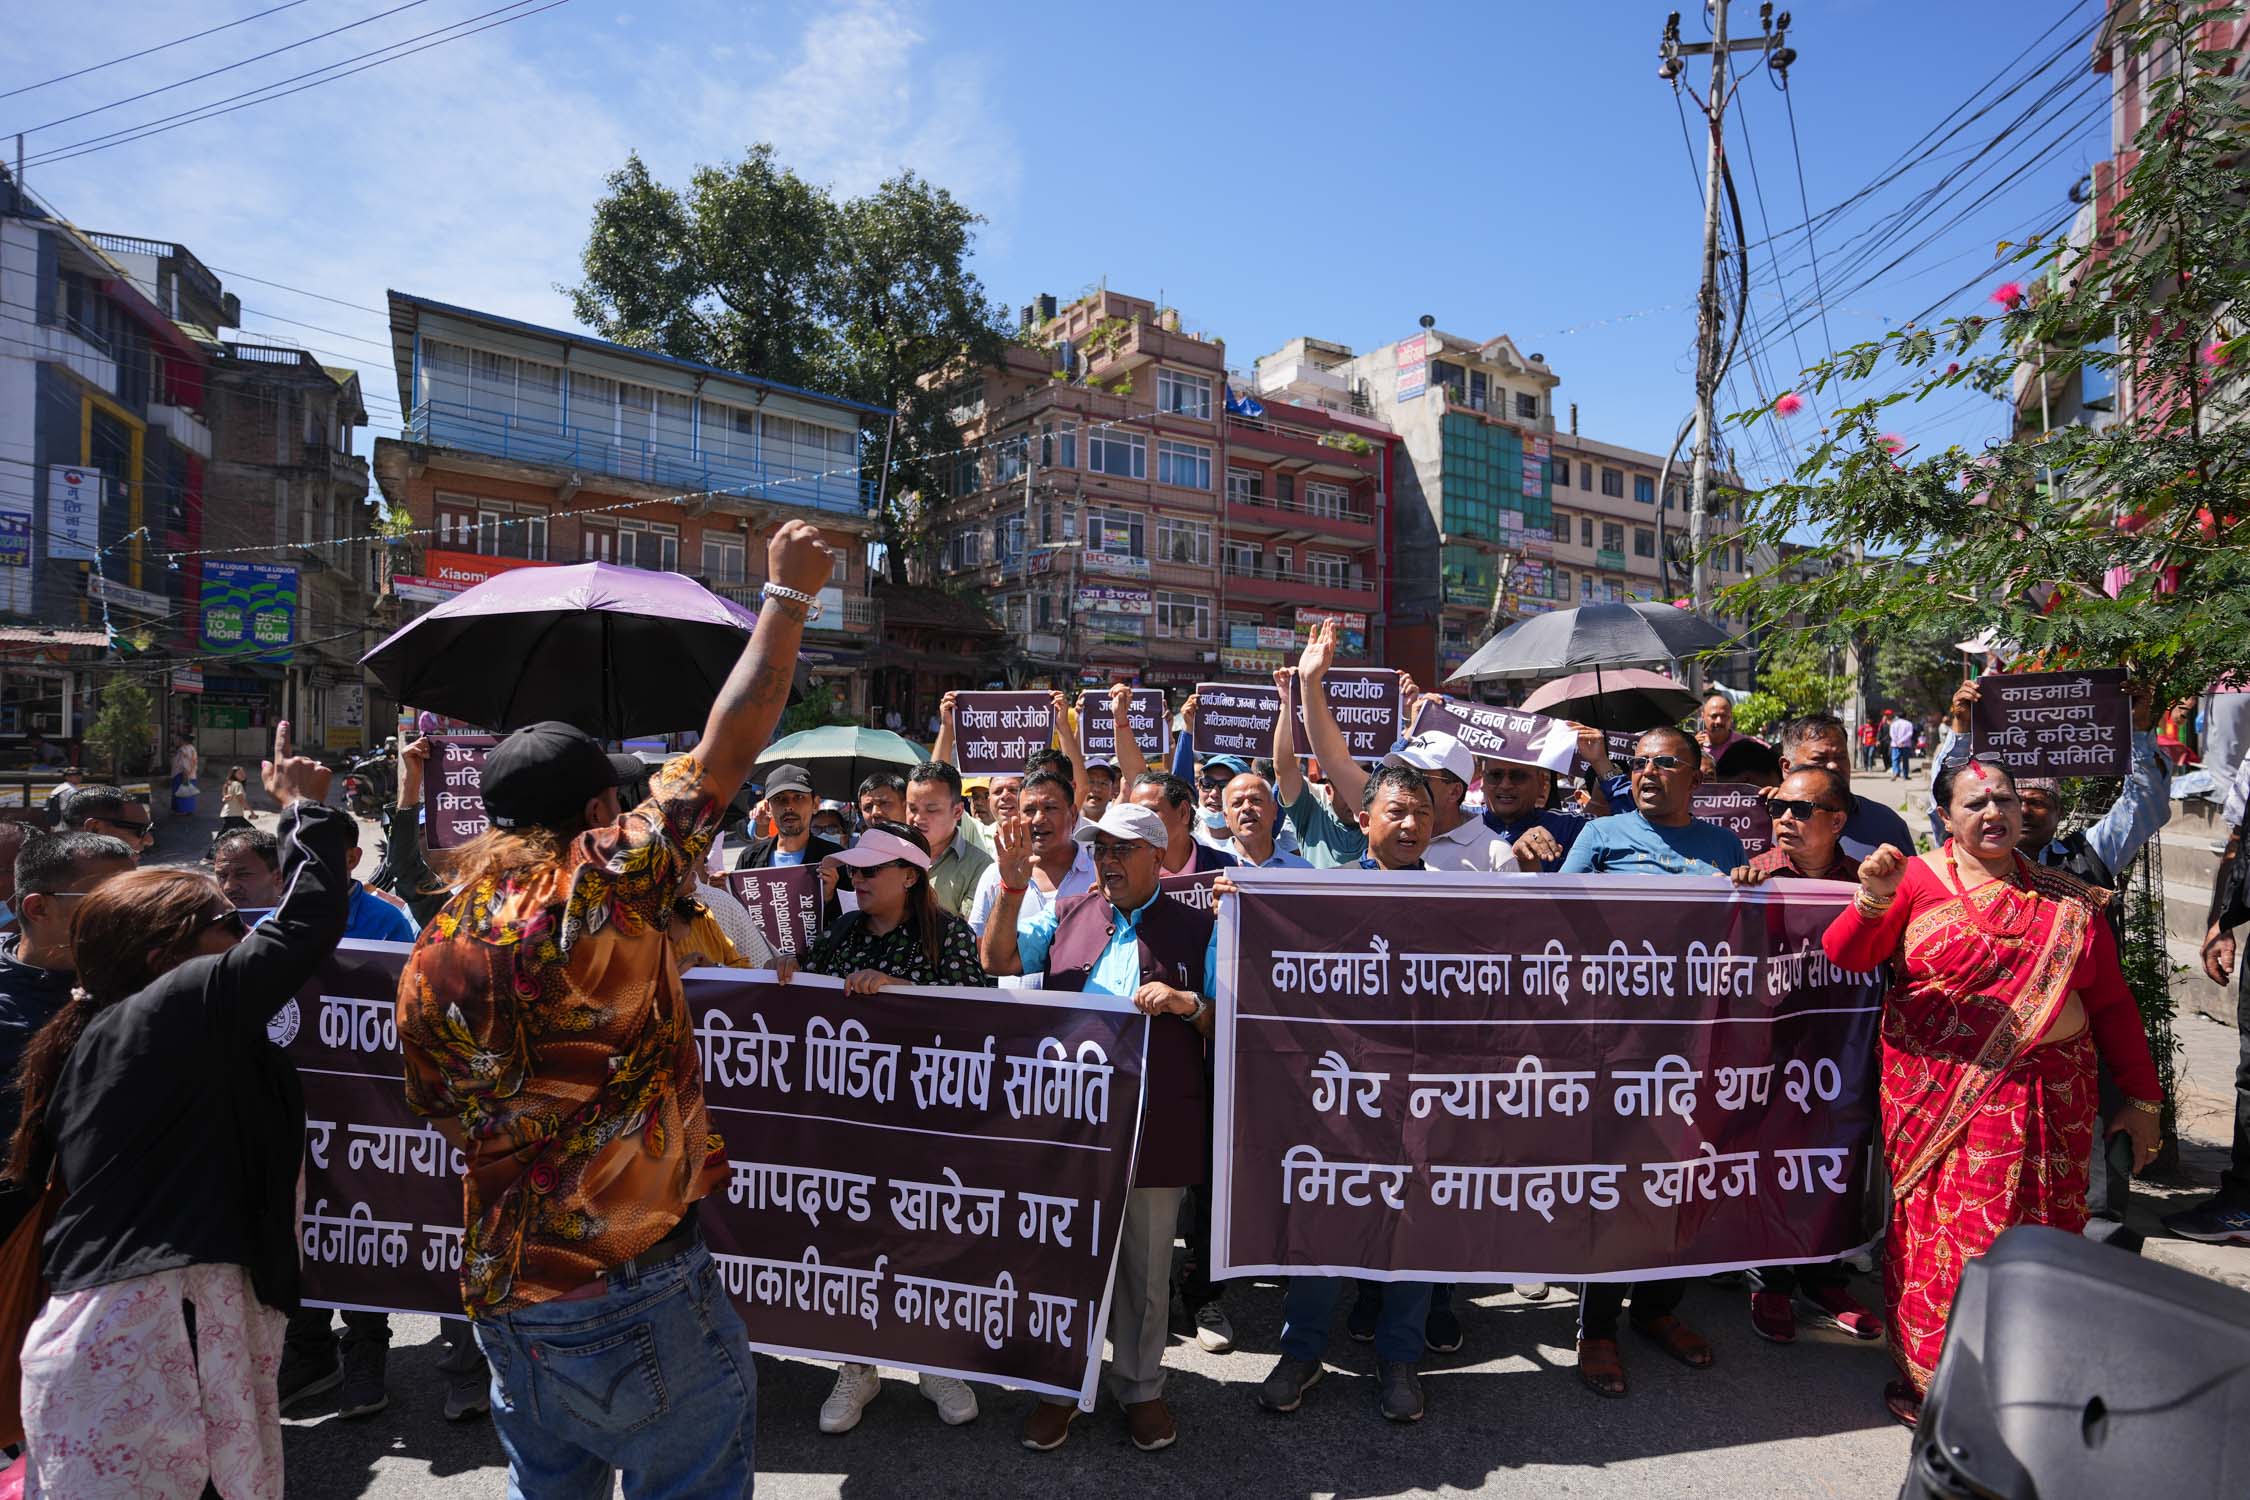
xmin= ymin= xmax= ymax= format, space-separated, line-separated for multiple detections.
xmin=821 ymin=829 xmax=932 ymax=873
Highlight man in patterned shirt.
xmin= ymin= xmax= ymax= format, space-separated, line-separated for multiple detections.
xmin=396 ymin=519 xmax=831 ymax=1500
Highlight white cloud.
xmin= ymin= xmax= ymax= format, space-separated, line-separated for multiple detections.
xmin=2 ymin=0 xmax=1018 ymax=417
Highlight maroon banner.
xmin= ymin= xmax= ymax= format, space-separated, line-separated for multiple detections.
xmin=722 ymin=865 xmax=826 ymax=957
xmin=1212 ymin=870 xmax=1883 ymax=1282
xmin=1410 ymin=696 xmax=1578 ymax=772
xmin=1077 ymin=689 xmax=1170 ymax=764
xmin=1965 ymin=668 xmax=2130 ymax=778
xmin=425 ymin=735 xmax=497 ymax=849
xmin=1157 ymin=870 xmax=1219 ymax=920
xmin=1191 ymin=681 xmax=1282 ymax=759
xmin=1190 ymin=671 xmax=1403 ymax=762
xmin=953 ymin=692 xmax=1057 ymax=776
xmin=283 ymin=945 xmax=1149 ymax=1404
xmin=1692 ymin=783 xmax=1774 ymax=858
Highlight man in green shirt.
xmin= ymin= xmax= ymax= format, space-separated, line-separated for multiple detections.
xmin=1270 ymin=665 xmax=1367 ymax=868
xmin=903 ymin=760 xmax=994 ymax=917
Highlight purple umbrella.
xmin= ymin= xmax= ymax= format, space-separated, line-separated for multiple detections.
xmin=362 ymin=562 xmax=790 ymax=739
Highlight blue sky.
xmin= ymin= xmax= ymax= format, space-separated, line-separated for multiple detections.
xmin=3 ymin=0 xmax=2113 ymax=485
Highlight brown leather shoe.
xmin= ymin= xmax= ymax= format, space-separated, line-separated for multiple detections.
xmin=1124 ymin=1397 xmax=1177 ymax=1451
xmin=1019 ymin=1400 xmax=1078 ymax=1452
xmin=1576 ymin=1336 xmax=1627 ymax=1398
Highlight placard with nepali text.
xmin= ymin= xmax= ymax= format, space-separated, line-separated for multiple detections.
xmin=276 ymin=945 xmax=1150 ymax=1407
xmin=1691 ymin=783 xmax=1774 ymax=858
xmin=722 ymin=865 xmax=826 ymax=957
xmin=1410 ymin=696 xmax=1579 ymax=773
xmin=1077 ymin=689 xmax=1170 ymax=765
xmin=1965 ymin=669 xmax=2131 ymax=779
xmin=1212 ymin=869 xmax=1882 ymax=1282
xmin=423 ymin=736 xmax=497 ymax=849
xmin=1190 ymin=671 xmax=1404 ymax=763
xmin=953 ymin=693 xmax=1058 ymax=777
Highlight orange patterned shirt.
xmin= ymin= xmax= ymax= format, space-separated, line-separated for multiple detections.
xmin=397 ymin=754 xmax=729 ymax=1315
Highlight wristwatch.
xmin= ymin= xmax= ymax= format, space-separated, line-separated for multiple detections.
xmin=1187 ymin=995 xmax=1210 ymax=1024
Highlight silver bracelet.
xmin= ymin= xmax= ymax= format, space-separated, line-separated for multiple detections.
xmin=760 ymin=581 xmax=823 ymax=621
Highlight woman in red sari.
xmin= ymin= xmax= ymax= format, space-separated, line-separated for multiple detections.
xmin=1823 ymin=756 xmax=2162 ymax=1428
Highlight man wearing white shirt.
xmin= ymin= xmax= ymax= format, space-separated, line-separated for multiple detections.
xmin=966 ymin=770 xmax=1098 ymax=943
xmin=1219 ymin=773 xmax=1312 ymax=869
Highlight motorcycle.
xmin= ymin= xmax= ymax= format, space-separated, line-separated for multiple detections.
xmin=339 ymin=741 xmax=397 ymax=820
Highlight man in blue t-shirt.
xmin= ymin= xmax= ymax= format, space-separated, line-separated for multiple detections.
xmin=1554 ymin=724 xmax=1739 ymax=1400
xmin=1559 ymin=725 xmax=1746 ymax=877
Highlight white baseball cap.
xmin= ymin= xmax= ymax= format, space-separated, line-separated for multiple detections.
xmin=1071 ymin=802 xmax=1170 ymax=849
xmin=1384 ymin=729 xmax=1475 ymax=787
xmin=821 ymin=827 xmax=933 ymax=873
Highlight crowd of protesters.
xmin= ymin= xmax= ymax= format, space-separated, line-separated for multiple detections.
xmin=0 ymin=523 xmax=2243 ymax=1497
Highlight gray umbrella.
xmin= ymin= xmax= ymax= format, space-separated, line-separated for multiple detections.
xmin=1444 ymin=602 xmax=1736 ymax=684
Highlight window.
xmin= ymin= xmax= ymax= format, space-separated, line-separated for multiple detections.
xmin=1580 ymin=574 xmax=1596 ymax=600
xmin=1665 ymin=484 xmax=1680 ymax=510
xmin=1305 ymin=482 xmax=1348 ymax=519
xmin=1430 ymin=360 xmax=1467 ymax=401
xmin=1156 ymin=369 xmax=1212 ymax=420
xmin=1553 ymin=459 xmax=1570 ymax=488
xmin=1634 ymin=528 xmax=1655 ymax=559
xmin=1004 ymin=594 xmax=1029 ymax=635
xmin=828 ymin=549 xmax=850 ymax=586
xmin=581 ymin=521 xmax=616 ymax=561
xmin=1154 ymin=590 xmax=1210 ymax=641
xmin=1600 ymin=468 xmax=1624 ymax=498
xmin=1036 ymin=592 xmax=1054 ymax=627
xmin=1308 ymin=553 xmax=1350 ymax=589
xmin=1223 ymin=539 xmax=1260 ymax=574
xmin=1732 ymin=543 xmax=1745 ymax=575
xmin=1469 ymin=370 xmax=1490 ymax=410
xmin=1515 ymin=391 xmax=1539 ymax=419
xmin=1087 ymin=430 xmax=1146 ymax=479
xmin=1156 ymin=439 xmax=1212 ymax=490
xmin=1226 ymin=468 xmax=1262 ymax=505
xmin=952 ymin=450 xmax=981 ymax=497
xmin=1634 ymin=475 xmax=1654 ymax=504
xmin=1579 ymin=516 xmax=1594 ymax=548
xmin=945 ymin=527 xmax=983 ymax=571
xmin=437 ymin=494 xmax=549 ymax=559
xmin=616 ymin=520 xmax=679 ymax=571
xmin=1157 ymin=516 xmax=1211 ymax=566
xmin=998 ymin=515 xmax=1025 ymax=562
xmin=1087 ymin=507 xmax=1144 ymax=557
xmin=994 ymin=436 xmax=1026 ymax=485
xmin=1601 ymin=522 xmax=1624 ymax=553
xmin=1579 ymin=464 xmax=1592 ymax=491
xmin=702 ymin=534 xmax=747 ymax=584
xmin=1040 ymin=421 xmax=1077 ymax=469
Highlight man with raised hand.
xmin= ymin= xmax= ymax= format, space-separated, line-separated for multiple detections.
xmin=981 ymin=801 xmax=1216 ymax=1456
xmin=1558 ymin=724 xmax=1742 ymax=1398
xmin=396 ymin=520 xmax=831 ymax=1500
xmin=965 ymin=768 xmax=1097 ymax=947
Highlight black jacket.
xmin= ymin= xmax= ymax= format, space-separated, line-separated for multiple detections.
xmin=0 ymin=934 xmax=78 ymax=1242
xmin=733 ymin=832 xmax=844 ymax=871
xmin=41 ymin=800 xmax=351 ymax=1311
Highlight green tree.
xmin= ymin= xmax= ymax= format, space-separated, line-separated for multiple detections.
xmin=565 ymin=148 xmax=1008 ymax=582
xmin=1872 ymin=631 xmax=1958 ymax=719
xmin=1734 ymin=634 xmax=1852 ymax=735
xmin=85 ymin=671 xmax=156 ymax=778
xmin=1722 ymin=4 xmax=2249 ymax=708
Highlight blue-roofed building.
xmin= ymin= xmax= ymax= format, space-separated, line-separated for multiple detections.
xmin=371 ymin=291 xmax=891 ymax=711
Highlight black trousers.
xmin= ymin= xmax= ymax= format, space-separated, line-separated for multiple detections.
xmin=2083 ymin=1058 xmax=2144 ymax=1252
xmin=2225 ymin=961 xmax=2250 ymax=1209
xmin=1576 ymin=1279 xmax=1686 ymax=1341
xmin=1751 ymin=1261 xmax=1852 ymax=1295
xmin=284 ymin=1306 xmax=389 ymax=1354
xmin=1177 ymin=1182 xmax=1225 ymax=1310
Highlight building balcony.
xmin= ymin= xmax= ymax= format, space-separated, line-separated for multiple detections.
xmin=148 ymin=403 xmax=212 ymax=460
xmin=1223 ymin=487 xmax=1377 ymax=544
xmin=1221 ymin=562 xmax=1377 ymax=610
xmin=712 ymin=580 xmax=878 ymax=633
xmin=408 ymin=399 xmax=876 ymax=517
xmin=1224 ymin=413 xmax=1381 ymax=479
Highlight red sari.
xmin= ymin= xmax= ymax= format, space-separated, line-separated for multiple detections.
xmin=1823 ymin=849 xmax=2161 ymax=1392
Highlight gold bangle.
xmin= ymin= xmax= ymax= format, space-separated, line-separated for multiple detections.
xmin=2127 ymin=1096 xmax=2162 ymax=1116
xmin=1854 ymin=890 xmax=1894 ymax=918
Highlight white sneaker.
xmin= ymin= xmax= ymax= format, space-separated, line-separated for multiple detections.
xmin=1193 ymin=1302 xmax=1235 ymax=1353
xmin=819 ymin=1363 xmax=882 ymax=1434
xmin=918 ymin=1371 xmax=979 ymax=1426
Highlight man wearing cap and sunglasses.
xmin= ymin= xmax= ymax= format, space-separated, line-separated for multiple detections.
xmin=396 ymin=519 xmax=833 ymax=1500
xmin=981 ymin=800 xmax=1218 ymax=1456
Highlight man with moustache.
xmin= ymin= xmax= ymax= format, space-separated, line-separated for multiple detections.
xmin=735 ymin=763 xmax=839 ymax=870
xmin=965 ymin=769 xmax=1098 ymax=942
xmin=1774 ymin=714 xmax=1913 ymax=862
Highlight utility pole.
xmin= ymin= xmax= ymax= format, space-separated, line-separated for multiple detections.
xmin=1659 ymin=3 xmax=1794 ymax=646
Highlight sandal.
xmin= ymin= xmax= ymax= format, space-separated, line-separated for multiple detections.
xmin=1576 ymin=1337 xmax=1626 ymax=1398
xmin=1884 ymin=1379 xmax=1922 ymax=1429
xmin=1632 ymin=1313 xmax=1715 ymax=1369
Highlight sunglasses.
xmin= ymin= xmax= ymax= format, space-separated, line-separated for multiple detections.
xmin=1769 ymin=798 xmax=1842 ymax=820
xmin=1624 ymin=754 xmax=1685 ymax=773
xmin=1089 ymin=841 xmax=1148 ymax=864
xmin=95 ymin=814 xmax=153 ymax=837
xmin=202 ymin=906 xmax=247 ymax=939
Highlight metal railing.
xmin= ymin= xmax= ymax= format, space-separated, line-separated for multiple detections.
xmin=1221 ymin=562 xmax=1376 ymax=594
xmin=409 ymin=400 xmax=876 ymax=515
xmin=1225 ymin=487 xmax=1376 ymax=528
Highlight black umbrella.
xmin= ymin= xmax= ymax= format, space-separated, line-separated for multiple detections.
xmin=362 ymin=562 xmax=795 ymax=739
xmin=1445 ymin=601 xmax=1735 ymax=684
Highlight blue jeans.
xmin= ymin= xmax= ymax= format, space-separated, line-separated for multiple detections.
xmin=473 ymin=1243 xmax=756 ymax=1500
xmin=1281 ymin=1276 xmax=1432 ymax=1365
xmin=1889 ymin=746 xmax=1909 ymax=777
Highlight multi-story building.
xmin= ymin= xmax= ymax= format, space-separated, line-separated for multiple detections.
xmin=1256 ymin=329 xmax=1560 ymax=685
xmin=202 ymin=344 xmax=376 ymax=756
xmin=0 ymin=174 xmax=232 ymax=758
xmin=927 ymin=291 xmax=1393 ymax=699
xmin=372 ymin=292 xmax=888 ymax=720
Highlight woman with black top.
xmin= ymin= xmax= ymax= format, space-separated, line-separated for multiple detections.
xmin=5 ymin=724 xmax=348 ymax=1500
xmin=779 ymin=818 xmax=991 ymax=1435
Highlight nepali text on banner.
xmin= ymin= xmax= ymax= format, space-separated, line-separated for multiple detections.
xmin=1210 ymin=869 xmax=1884 ymax=1283
xmin=278 ymin=944 xmax=1149 ymax=1408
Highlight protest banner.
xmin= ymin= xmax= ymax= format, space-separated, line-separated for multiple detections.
xmin=953 ymin=692 xmax=1057 ymax=776
xmin=1691 ymin=783 xmax=1774 ymax=858
xmin=1078 ymin=689 xmax=1170 ymax=764
xmin=1211 ymin=869 xmax=1883 ymax=1282
xmin=423 ymin=735 xmax=496 ymax=849
xmin=1410 ymin=697 xmax=1578 ymax=772
xmin=1190 ymin=671 xmax=1404 ymax=761
xmin=280 ymin=945 xmax=1149 ymax=1406
xmin=1964 ymin=668 xmax=2131 ymax=779
xmin=1158 ymin=870 xmax=1219 ymax=919
xmin=722 ymin=865 xmax=826 ymax=956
